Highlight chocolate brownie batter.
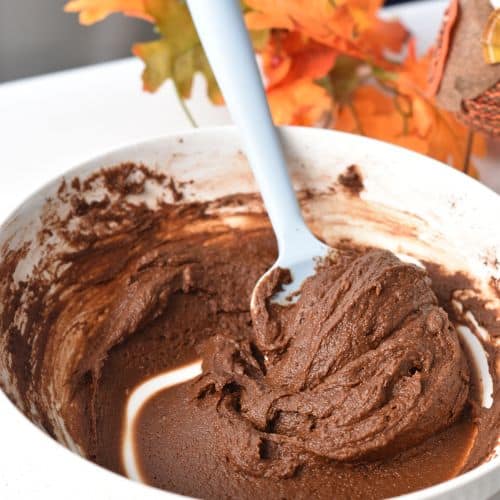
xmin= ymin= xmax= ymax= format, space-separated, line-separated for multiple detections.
xmin=193 ymin=250 xmax=469 ymax=478
xmin=0 ymin=163 xmax=498 ymax=500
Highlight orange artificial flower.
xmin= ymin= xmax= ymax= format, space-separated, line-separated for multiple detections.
xmin=245 ymin=0 xmax=407 ymax=66
xmin=64 ymin=0 xmax=151 ymax=25
xmin=261 ymin=31 xmax=337 ymax=88
xmin=268 ymin=79 xmax=332 ymax=125
xmin=335 ymin=85 xmax=483 ymax=174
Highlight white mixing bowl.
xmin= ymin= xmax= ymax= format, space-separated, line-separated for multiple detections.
xmin=0 ymin=126 xmax=499 ymax=499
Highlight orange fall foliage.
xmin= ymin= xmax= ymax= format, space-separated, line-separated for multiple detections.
xmin=64 ymin=0 xmax=485 ymax=174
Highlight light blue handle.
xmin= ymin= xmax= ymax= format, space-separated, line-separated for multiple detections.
xmin=187 ymin=0 xmax=310 ymax=254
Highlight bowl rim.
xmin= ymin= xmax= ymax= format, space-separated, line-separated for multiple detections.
xmin=0 ymin=125 xmax=499 ymax=500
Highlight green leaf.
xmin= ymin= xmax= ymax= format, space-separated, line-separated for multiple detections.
xmin=132 ymin=0 xmax=222 ymax=103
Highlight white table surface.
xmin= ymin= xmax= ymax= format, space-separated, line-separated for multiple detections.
xmin=0 ymin=1 xmax=499 ymax=499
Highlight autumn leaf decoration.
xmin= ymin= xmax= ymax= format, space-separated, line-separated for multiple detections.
xmin=65 ymin=0 xmax=223 ymax=109
xmin=65 ymin=0 xmax=485 ymax=173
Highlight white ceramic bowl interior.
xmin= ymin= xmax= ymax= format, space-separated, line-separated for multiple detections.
xmin=0 ymin=126 xmax=499 ymax=500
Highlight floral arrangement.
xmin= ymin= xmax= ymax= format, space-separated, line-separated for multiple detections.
xmin=64 ymin=0 xmax=487 ymax=175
